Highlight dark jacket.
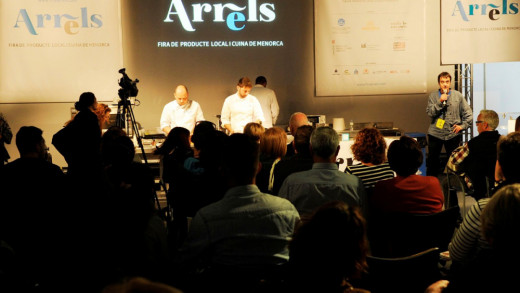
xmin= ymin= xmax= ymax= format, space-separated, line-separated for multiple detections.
xmin=53 ymin=110 xmax=101 ymax=176
xmin=463 ymin=130 xmax=501 ymax=200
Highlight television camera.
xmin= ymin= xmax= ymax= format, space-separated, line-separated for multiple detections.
xmin=118 ymin=68 xmax=139 ymax=100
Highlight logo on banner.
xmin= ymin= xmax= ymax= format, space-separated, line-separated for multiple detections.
xmin=164 ymin=0 xmax=276 ymax=31
xmin=14 ymin=7 xmax=103 ymax=35
xmin=452 ymin=0 xmax=519 ymax=21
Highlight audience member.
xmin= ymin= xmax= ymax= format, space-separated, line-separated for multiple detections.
xmin=494 ymin=132 xmax=520 ymax=186
xmin=284 ymin=201 xmax=369 ymax=293
xmin=446 ymin=109 xmax=501 ymax=200
xmin=160 ymin=85 xmax=205 ymax=135
xmin=53 ymin=125 xmax=148 ymax=292
xmin=516 ymin=115 xmax=520 ymax=132
xmin=345 ymin=127 xmax=395 ymax=196
xmin=272 ymin=125 xmax=314 ymax=195
xmin=154 ymin=127 xmax=195 ymax=250
xmin=64 ymin=102 xmax=109 ymax=132
xmin=433 ymin=184 xmax=520 ymax=292
xmin=95 ymin=103 xmax=112 ymax=130
xmin=52 ymin=92 xmax=102 ymax=179
xmin=220 ymin=77 xmax=264 ymax=134
xmin=286 ymin=112 xmax=310 ymax=157
xmin=372 ymin=135 xmax=444 ymax=214
xmin=174 ymin=134 xmax=299 ymax=292
xmin=167 ymin=121 xmax=228 ymax=248
xmin=100 ymin=126 xmax=128 ymax=165
xmin=479 ymin=184 xmax=520 ymax=285
xmin=243 ymin=122 xmax=265 ymax=143
xmin=256 ymin=127 xmax=287 ymax=193
xmin=368 ymin=136 xmax=445 ymax=258
xmin=185 ymin=121 xmax=218 ymax=175
xmin=0 ymin=113 xmax=12 ymax=167
xmin=177 ymin=121 xmax=228 ymax=207
xmin=249 ymin=76 xmax=279 ymax=128
xmin=0 ymin=126 xmax=68 ymax=291
xmin=154 ymin=127 xmax=194 ymax=185
xmin=279 ymin=126 xmax=367 ymax=219
xmin=448 ymin=132 xmax=520 ymax=273
xmin=102 ymin=132 xmax=170 ymax=283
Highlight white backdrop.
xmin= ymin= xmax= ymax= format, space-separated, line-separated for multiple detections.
xmin=314 ymin=0 xmax=427 ymax=96
xmin=0 ymin=0 xmax=123 ymax=103
xmin=441 ymin=0 xmax=520 ymax=64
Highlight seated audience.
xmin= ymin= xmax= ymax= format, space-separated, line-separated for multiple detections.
xmin=243 ymin=122 xmax=265 ymax=143
xmin=279 ymin=126 xmax=367 ymax=219
xmin=345 ymin=127 xmax=395 ymax=196
xmin=446 ymin=109 xmax=501 ymax=200
xmin=286 ymin=112 xmax=310 ymax=157
xmin=272 ymin=125 xmax=314 ymax=195
xmin=167 ymin=121 xmax=228 ymax=248
xmin=284 ymin=201 xmax=369 ymax=293
xmin=448 ymin=132 xmax=520 ymax=274
xmin=102 ymin=132 xmax=170 ymax=283
xmin=477 ymin=184 xmax=520 ymax=289
xmin=256 ymin=126 xmax=287 ymax=193
xmin=174 ymin=134 xmax=300 ymax=292
xmin=0 ymin=126 xmax=68 ymax=291
xmin=372 ymin=135 xmax=444 ymax=214
xmin=368 ymin=136 xmax=446 ymax=258
xmin=430 ymin=184 xmax=520 ymax=292
xmin=154 ymin=127 xmax=194 ymax=185
xmin=516 ymin=115 xmax=520 ymax=132
xmin=183 ymin=121 xmax=221 ymax=176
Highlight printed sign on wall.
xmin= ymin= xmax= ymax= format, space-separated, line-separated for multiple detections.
xmin=0 ymin=0 xmax=123 ymax=103
xmin=441 ymin=0 xmax=520 ymax=64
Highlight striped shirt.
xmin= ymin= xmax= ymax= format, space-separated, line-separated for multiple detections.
xmin=448 ymin=198 xmax=491 ymax=263
xmin=345 ymin=162 xmax=395 ymax=190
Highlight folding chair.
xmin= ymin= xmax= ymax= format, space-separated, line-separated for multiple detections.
xmin=367 ymin=247 xmax=441 ymax=293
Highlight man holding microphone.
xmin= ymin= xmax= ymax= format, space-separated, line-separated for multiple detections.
xmin=426 ymin=72 xmax=473 ymax=177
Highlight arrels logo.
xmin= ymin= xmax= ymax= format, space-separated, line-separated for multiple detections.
xmin=451 ymin=0 xmax=519 ymax=21
xmin=14 ymin=7 xmax=103 ymax=35
xmin=164 ymin=0 xmax=276 ymax=31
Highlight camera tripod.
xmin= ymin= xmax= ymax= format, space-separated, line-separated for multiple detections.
xmin=116 ymin=94 xmax=147 ymax=162
xmin=115 ymin=72 xmax=162 ymax=212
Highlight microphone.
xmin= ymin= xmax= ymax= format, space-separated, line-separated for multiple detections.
xmin=442 ymin=89 xmax=448 ymax=106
